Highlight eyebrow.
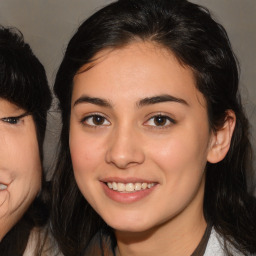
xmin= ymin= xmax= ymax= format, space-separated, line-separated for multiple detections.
xmin=137 ymin=94 xmax=188 ymax=107
xmin=73 ymin=96 xmax=112 ymax=108
xmin=73 ymin=94 xmax=188 ymax=108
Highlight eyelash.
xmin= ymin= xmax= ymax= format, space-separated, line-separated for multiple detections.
xmin=81 ymin=114 xmax=111 ymax=127
xmin=144 ymin=114 xmax=176 ymax=129
xmin=1 ymin=117 xmax=21 ymax=124
xmin=0 ymin=113 xmax=29 ymax=125
xmin=80 ymin=113 xmax=176 ymax=129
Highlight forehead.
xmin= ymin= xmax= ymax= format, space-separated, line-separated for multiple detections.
xmin=72 ymin=42 xmax=206 ymax=108
xmin=0 ymin=98 xmax=23 ymax=115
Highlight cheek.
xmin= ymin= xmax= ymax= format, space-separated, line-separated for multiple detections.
xmin=14 ymin=133 xmax=41 ymax=191
xmin=2 ymin=132 xmax=41 ymax=175
xmin=69 ymin=129 xmax=106 ymax=210
xmin=70 ymin=131 xmax=92 ymax=173
xmin=0 ymin=131 xmax=41 ymax=220
xmin=145 ymin=131 xmax=208 ymax=218
xmin=69 ymin=125 xmax=103 ymax=179
xmin=147 ymin=126 xmax=209 ymax=181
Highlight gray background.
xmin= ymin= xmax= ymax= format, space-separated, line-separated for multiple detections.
xmin=0 ymin=0 xmax=255 ymax=191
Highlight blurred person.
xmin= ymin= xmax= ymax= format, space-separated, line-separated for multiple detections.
xmin=0 ymin=26 xmax=55 ymax=255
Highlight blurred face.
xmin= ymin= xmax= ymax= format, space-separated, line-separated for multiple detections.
xmin=70 ymin=42 xmax=214 ymax=234
xmin=0 ymin=99 xmax=41 ymax=240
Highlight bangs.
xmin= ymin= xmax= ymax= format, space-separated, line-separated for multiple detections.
xmin=0 ymin=45 xmax=50 ymax=113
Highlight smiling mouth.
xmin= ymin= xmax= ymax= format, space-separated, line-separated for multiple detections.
xmin=0 ymin=184 xmax=8 ymax=191
xmin=106 ymin=182 xmax=156 ymax=193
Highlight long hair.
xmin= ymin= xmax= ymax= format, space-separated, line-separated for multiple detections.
xmin=0 ymin=26 xmax=52 ymax=255
xmin=52 ymin=0 xmax=256 ymax=255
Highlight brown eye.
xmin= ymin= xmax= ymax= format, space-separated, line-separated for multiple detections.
xmin=144 ymin=114 xmax=175 ymax=128
xmin=92 ymin=115 xmax=105 ymax=125
xmin=154 ymin=116 xmax=168 ymax=126
xmin=83 ymin=114 xmax=110 ymax=127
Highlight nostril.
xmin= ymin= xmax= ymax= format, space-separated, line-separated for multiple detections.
xmin=105 ymin=146 xmax=145 ymax=169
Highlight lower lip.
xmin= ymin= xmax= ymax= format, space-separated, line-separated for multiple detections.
xmin=101 ymin=182 xmax=157 ymax=203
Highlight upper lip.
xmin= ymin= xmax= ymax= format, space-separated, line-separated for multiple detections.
xmin=100 ymin=177 xmax=157 ymax=184
xmin=0 ymin=181 xmax=10 ymax=186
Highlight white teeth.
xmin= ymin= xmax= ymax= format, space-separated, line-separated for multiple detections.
xmin=135 ymin=183 xmax=141 ymax=191
xmin=141 ymin=183 xmax=147 ymax=189
xmin=0 ymin=184 xmax=7 ymax=190
xmin=112 ymin=182 xmax=118 ymax=190
xmin=106 ymin=181 xmax=155 ymax=192
xmin=117 ymin=183 xmax=125 ymax=192
xmin=107 ymin=182 xmax=113 ymax=189
xmin=125 ymin=183 xmax=134 ymax=192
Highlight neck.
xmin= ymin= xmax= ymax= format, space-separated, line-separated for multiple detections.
xmin=115 ymin=179 xmax=206 ymax=256
xmin=116 ymin=218 xmax=206 ymax=256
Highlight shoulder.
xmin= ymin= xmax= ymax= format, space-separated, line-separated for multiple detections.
xmin=204 ymin=228 xmax=226 ymax=256
xmin=23 ymin=226 xmax=63 ymax=256
xmin=204 ymin=228 xmax=256 ymax=256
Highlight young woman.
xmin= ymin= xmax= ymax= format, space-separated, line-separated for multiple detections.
xmin=52 ymin=0 xmax=256 ymax=255
xmin=0 ymin=26 xmax=55 ymax=255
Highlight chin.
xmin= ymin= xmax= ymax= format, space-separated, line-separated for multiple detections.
xmin=106 ymin=217 xmax=154 ymax=233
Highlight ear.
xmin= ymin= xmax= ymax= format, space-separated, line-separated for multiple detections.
xmin=207 ymin=110 xmax=236 ymax=164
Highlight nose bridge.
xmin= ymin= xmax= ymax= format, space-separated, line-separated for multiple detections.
xmin=105 ymin=121 xmax=145 ymax=169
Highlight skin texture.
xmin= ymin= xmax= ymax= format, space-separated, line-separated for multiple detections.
xmin=0 ymin=99 xmax=41 ymax=241
xmin=69 ymin=42 xmax=235 ymax=256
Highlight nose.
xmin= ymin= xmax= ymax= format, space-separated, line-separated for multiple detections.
xmin=105 ymin=125 xmax=145 ymax=169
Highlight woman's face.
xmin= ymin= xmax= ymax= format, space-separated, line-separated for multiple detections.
xmin=0 ymin=99 xmax=41 ymax=240
xmin=70 ymin=42 xmax=215 ymax=233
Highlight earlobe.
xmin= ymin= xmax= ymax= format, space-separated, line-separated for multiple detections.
xmin=207 ymin=110 xmax=236 ymax=164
